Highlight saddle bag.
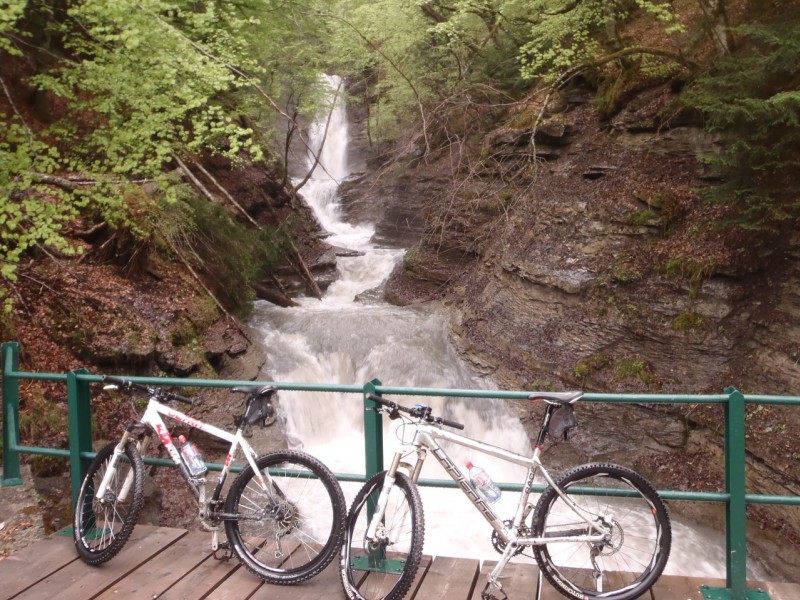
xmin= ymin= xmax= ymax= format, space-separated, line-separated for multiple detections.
xmin=244 ymin=389 xmax=276 ymax=426
xmin=548 ymin=404 xmax=578 ymax=438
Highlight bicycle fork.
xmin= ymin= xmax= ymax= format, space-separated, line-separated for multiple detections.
xmin=94 ymin=430 xmax=137 ymax=504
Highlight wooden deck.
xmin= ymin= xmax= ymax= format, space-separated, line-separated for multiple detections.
xmin=1 ymin=526 xmax=798 ymax=600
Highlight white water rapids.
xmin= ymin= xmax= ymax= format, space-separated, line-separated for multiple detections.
xmin=248 ymin=75 xmax=764 ymax=578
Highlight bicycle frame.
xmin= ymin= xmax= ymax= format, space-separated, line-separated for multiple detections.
xmin=368 ymin=414 xmax=611 ymax=588
xmin=94 ymin=395 xmax=270 ymax=542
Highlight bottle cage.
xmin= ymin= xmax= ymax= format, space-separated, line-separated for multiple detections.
xmin=548 ymin=404 xmax=578 ymax=437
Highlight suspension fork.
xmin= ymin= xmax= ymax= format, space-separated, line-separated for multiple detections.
xmin=95 ymin=427 xmax=139 ymax=502
xmin=365 ymin=446 xmax=426 ymax=541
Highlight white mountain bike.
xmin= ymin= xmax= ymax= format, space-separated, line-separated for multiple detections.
xmin=340 ymin=392 xmax=671 ymax=600
xmin=73 ymin=375 xmax=346 ymax=584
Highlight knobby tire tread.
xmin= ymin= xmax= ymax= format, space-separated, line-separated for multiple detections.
xmin=531 ymin=462 xmax=671 ymax=600
xmin=73 ymin=440 xmax=144 ymax=565
xmin=340 ymin=471 xmax=425 ymax=600
xmin=224 ymin=449 xmax=346 ymax=584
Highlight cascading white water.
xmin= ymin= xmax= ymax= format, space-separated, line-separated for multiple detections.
xmin=249 ymin=75 xmax=764 ymax=577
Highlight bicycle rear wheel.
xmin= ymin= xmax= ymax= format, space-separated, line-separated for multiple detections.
xmin=224 ymin=449 xmax=346 ymax=584
xmin=531 ymin=463 xmax=671 ymax=600
xmin=73 ymin=440 xmax=144 ymax=565
xmin=340 ymin=471 xmax=424 ymax=600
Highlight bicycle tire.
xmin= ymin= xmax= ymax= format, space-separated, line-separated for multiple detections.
xmin=340 ymin=471 xmax=424 ymax=600
xmin=73 ymin=440 xmax=144 ymax=565
xmin=531 ymin=463 xmax=671 ymax=600
xmin=224 ymin=449 xmax=346 ymax=584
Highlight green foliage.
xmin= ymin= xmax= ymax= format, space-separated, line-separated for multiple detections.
xmin=682 ymin=20 xmax=800 ymax=228
xmin=36 ymin=0 xmax=263 ymax=176
xmin=0 ymin=119 xmax=83 ymax=313
xmin=0 ymin=0 xmax=25 ymax=54
xmin=165 ymin=188 xmax=285 ymax=317
xmin=1 ymin=0 xmax=336 ymax=310
xmin=517 ymin=0 xmax=678 ymax=81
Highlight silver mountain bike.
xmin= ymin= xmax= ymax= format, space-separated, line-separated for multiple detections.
xmin=340 ymin=392 xmax=671 ymax=600
xmin=73 ymin=376 xmax=346 ymax=584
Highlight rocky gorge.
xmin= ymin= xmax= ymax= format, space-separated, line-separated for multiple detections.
xmin=2 ymin=74 xmax=799 ymax=582
xmin=332 ymin=80 xmax=800 ymax=580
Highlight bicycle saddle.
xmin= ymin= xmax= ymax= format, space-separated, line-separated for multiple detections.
xmin=527 ymin=391 xmax=583 ymax=405
xmin=231 ymin=384 xmax=277 ymax=397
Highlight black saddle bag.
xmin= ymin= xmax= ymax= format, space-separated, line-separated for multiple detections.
xmin=244 ymin=391 xmax=276 ymax=426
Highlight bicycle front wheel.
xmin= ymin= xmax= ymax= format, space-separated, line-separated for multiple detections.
xmin=341 ymin=471 xmax=424 ymax=600
xmin=73 ymin=440 xmax=144 ymax=565
xmin=224 ymin=450 xmax=346 ymax=584
xmin=531 ymin=463 xmax=671 ymax=600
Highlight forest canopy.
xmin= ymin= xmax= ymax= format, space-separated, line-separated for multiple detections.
xmin=2 ymin=0 xmax=799 ymax=313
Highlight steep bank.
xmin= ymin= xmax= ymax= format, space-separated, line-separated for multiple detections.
xmin=0 ymin=153 xmax=331 ymax=552
xmin=342 ymin=82 xmax=800 ymax=579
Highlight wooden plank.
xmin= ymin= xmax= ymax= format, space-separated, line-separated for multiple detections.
xmin=413 ymin=556 xmax=480 ymax=599
xmin=13 ymin=526 xmax=185 ymax=600
xmin=201 ymin=565 xmax=263 ymax=600
xmin=0 ymin=534 xmax=77 ymax=600
xmin=406 ymin=555 xmax=433 ymax=598
xmin=157 ymin=550 xmax=241 ymax=600
xmin=247 ymin=559 xmax=339 ymax=600
xmin=651 ymin=575 xmax=726 ymax=599
xmin=469 ymin=560 xmax=539 ymax=600
xmin=202 ymin=539 xmax=308 ymax=600
xmin=759 ymin=580 xmax=800 ymax=600
xmin=93 ymin=530 xmax=213 ymax=600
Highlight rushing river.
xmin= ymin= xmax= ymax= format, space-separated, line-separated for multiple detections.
xmin=248 ymin=75 xmax=764 ymax=578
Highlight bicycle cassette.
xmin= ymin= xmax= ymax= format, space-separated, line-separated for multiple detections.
xmin=491 ymin=520 xmax=529 ymax=556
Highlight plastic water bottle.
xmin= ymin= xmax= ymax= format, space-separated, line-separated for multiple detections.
xmin=178 ymin=435 xmax=206 ymax=477
xmin=466 ymin=460 xmax=501 ymax=503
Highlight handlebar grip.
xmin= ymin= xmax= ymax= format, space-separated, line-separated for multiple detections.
xmin=367 ymin=393 xmax=399 ymax=409
xmin=103 ymin=375 xmax=128 ymax=387
xmin=166 ymin=391 xmax=196 ymax=405
xmin=440 ymin=417 xmax=465 ymax=430
xmin=102 ymin=375 xmax=145 ymax=392
xmin=102 ymin=376 xmax=195 ymax=405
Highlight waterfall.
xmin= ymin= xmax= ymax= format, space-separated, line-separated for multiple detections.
xmin=248 ymin=75 xmax=764 ymax=577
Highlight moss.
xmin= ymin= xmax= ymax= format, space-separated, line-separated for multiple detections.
xmin=574 ymin=353 xmax=611 ymax=379
xmin=664 ymin=257 xmax=716 ymax=285
xmin=613 ymin=357 xmax=657 ymax=386
xmin=672 ymin=312 xmax=706 ymax=332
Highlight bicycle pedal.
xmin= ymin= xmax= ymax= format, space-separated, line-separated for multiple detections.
xmin=480 ymin=582 xmax=509 ymax=600
xmin=212 ymin=542 xmax=233 ymax=561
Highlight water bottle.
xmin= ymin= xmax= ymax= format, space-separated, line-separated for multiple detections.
xmin=466 ymin=460 xmax=501 ymax=503
xmin=178 ymin=435 xmax=206 ymax=477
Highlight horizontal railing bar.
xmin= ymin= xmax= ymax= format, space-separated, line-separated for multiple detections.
xmin=7 ymin=367 xmax=799 ymax=405
xmin=745 ymin=395 xmax=800 ymax=406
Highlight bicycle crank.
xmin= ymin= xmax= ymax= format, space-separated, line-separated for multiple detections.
xmin=491 ymin=519 xmax=529 ymax=556
xmin=481 ymin=581 xmax=509 ymax=600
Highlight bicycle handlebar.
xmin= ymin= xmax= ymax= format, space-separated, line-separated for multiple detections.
xmin=103 ymin=375 xmax=197 ymax=406
xmin=366 ymin=394 xmax=465 ymax=430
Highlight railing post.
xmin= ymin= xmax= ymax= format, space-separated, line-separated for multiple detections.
xmin=724 ymin=386 xmax=748 ymax=599
xmin=67 ymin=368 xmax=92 ymax=507
xmin=2 ymin=342 xmax=22 ymax=486
xmin=363 ymin=379 xmax=383 ymax=479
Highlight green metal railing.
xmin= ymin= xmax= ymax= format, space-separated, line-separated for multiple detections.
xmin=2 ymin=341 xmax=799 ymax=600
